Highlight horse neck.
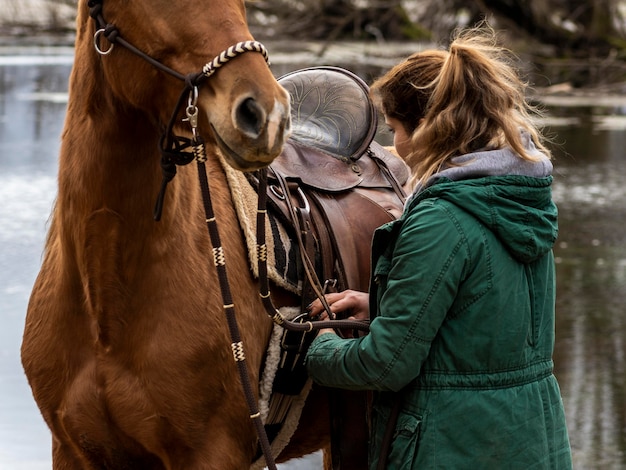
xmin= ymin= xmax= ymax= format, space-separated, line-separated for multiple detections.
xmin=55 ymin=14 xmax=249 ymax=299
xmin=56 ymin=65 xmax=228 ymax=251
xmin=58 ymin=99 xmax=157 ymax=220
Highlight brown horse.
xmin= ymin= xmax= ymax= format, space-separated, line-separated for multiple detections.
xmin=20 ymin=1 xmax=333 ymax=468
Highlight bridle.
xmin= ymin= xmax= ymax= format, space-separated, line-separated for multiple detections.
xmin=88 ymin=0 xmax=270 ymax=82
xmin=88 ymin=0 xmax=272 ymax=222
xmin=86 ymin=1 xmax=369 ymax=468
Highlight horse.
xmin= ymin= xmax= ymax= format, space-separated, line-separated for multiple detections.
xmin=21 ymin=1 xmax=408 ymax=468
xmin=20 ymin=0 xmax=309 ymax=467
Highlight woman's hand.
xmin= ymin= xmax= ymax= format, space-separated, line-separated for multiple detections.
xmin=308 ymin=290 xmax=370 ymax=337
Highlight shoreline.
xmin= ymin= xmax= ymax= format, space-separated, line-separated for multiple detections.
xmin=2 ymin=31 xmax=626 ymax=100
xmin=2 ymin=0 xmax=626 ymax=92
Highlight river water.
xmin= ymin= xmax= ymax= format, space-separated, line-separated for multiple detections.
xmin=0 ymin=43 xmax=624 ymax=469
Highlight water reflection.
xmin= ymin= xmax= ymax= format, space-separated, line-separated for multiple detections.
xmin=1 ymin=50 xmax=625 ymax=469
xmin=548 ymin=111 xmax=626 ymax=468
xmin=0 ymin=55 xmax=66 ymax=470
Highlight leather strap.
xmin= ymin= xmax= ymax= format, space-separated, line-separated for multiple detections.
xmin=272 ymin=170 xmax=333 ymax=316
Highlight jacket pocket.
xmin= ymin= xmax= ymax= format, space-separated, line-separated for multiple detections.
xmin=386 ymin=412 xmax=422 ymax=470
xmin=370 ymin=404 xmax=423 ymax=470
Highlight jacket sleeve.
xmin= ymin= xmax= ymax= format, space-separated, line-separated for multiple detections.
xmin=306 ymin=200 xmax=470 ymax=391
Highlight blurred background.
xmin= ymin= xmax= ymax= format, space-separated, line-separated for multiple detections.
xmin=1 ymin=1 xmax=625 ymax=469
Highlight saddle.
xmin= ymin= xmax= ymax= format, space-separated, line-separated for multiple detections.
xmin=269 ymin=66 xmax=408 ymax=300
xmin=264 ymin=67 xmax=409 ymax=469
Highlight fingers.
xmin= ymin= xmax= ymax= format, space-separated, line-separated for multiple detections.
xmin=307 ymin=292 xmax=344 ymax=318
xmin=307 ymin=290 xmax=369 ymax=321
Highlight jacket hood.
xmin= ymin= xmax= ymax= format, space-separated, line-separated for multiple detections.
xmin=408 ymin=140 xmax=558 ymax=264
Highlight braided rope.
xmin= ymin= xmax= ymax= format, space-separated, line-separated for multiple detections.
xmin=193 ymin=141 xmax=207 ymax=163
xmin=257 ymin=243 xmax=268 ymax=263
xmin=202 ymin=41 xmax=270 ymax=78
xmin=213 ymin=246 xmax=226 ymax=267
xmin=231 ymin=341 xmax=246 ymax=362
xmin=194 ymin=155 xmax=278 ymax=470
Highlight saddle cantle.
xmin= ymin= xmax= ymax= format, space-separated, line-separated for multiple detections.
xmin=277 ymin=65 xmax=377 ymax=162
xmin=260 ymin=66 xmax=410 ymax=469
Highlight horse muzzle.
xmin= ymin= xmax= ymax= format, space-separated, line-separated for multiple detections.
xmin=211 ymin=91 xmax=291 ymax=171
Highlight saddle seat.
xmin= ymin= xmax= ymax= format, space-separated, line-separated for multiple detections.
xmin=277 ymin=66 xmax=378 ymax=163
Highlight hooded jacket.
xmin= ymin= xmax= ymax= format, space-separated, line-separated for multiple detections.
xmin=306 ymin=141 xmax=572 ymax=469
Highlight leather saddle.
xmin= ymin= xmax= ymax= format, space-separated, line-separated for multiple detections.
xmin=269 ymin=66 xmax=409 ymax=298
xmin=263 ymin=66 xmax=410 ymax=470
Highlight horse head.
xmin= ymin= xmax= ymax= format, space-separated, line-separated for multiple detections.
xmin=81 ymin=0 xmax=291 ymax=171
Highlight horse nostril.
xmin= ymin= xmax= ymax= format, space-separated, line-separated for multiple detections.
xmin=235 ymin=97 xmax=264 ymax=137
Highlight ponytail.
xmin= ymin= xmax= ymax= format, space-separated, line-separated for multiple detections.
xmin=372 ymin=24 xmax=551 ymax=190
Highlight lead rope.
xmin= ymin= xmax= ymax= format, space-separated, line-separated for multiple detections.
xmin=185 ymin=99 xmax=278 ymax=470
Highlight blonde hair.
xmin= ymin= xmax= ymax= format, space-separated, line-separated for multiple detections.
xmin=370 ymin=24 xmax=550 ymax=188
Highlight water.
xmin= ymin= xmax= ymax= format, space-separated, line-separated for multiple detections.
xmin=1 ymin=46 xmax=625 ymax=469
xmin=546 ymin=104 xmax=626 ymax=469
xmin=0 ymin=53 xmax=67 ymax=470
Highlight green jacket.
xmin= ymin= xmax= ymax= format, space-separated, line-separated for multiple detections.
xmin=306 ymin=146 xmax=572 ymax=469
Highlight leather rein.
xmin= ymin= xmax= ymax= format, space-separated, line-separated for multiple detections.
xmin=87 ymin=1 xmax=370 ymax=468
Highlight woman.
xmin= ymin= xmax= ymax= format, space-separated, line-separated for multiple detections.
xmin=306 ymin=25 xmax=572 ymax=469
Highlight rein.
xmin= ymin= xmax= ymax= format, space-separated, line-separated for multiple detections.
xmin=87 ymin=1 xmax=370 ymax=467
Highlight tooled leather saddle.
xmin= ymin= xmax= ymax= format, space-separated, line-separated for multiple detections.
xmin=264 ymin=66 xmax=409 ymax=469
xmin=269 ymin=66 xmax=408 ymax=301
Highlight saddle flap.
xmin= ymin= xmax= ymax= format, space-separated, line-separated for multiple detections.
xmin=278 ymin=66 xmax=377 ymax=162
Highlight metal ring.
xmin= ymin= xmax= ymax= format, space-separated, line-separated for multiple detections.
xmin=94 ymin=29 xmax=114 ymax=55
xmin=269 ymin=185 xmax=285 ymax=200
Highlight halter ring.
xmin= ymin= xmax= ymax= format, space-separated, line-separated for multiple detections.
xmin=94 ymin=29 xmax=115 ymax=55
